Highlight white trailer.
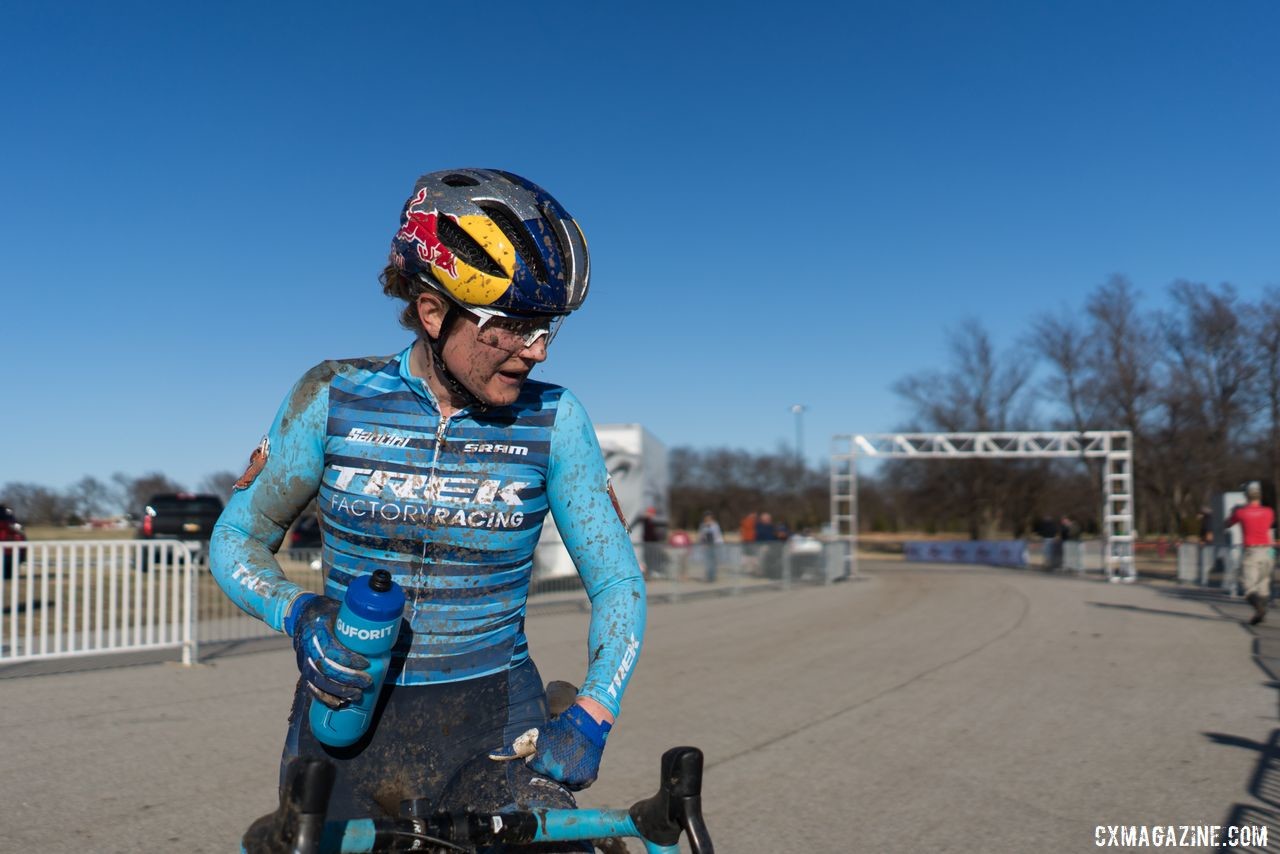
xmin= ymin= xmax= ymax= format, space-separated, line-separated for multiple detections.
xmin=534 ymin=424 xmax=668 ymax=580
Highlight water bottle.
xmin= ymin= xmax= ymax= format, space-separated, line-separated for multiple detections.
xmin=310 ymin=569 xmax=405 ymax=747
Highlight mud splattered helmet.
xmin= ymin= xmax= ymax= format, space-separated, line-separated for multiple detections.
xmin=389 ymin=169 xmax=590 ymax=319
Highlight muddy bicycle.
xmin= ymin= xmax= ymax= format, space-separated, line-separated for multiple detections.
xmin=242 ymin=745 xmax=712 ymax=854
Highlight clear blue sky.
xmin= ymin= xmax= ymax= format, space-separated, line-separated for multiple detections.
xmin=2 ymin=1 xmax=1278 ymax=491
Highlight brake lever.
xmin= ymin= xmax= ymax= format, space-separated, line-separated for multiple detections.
xmin=629 ymin=747 xmax=714 ymax=854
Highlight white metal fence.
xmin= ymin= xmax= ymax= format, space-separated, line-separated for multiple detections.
xmin=1 ymin=540 xmax=195 ymax=665
xmin=1 ymin=538 xmax=847 ymax=669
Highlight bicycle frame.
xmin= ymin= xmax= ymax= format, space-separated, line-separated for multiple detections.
xmin=242 ymin=746 xmax=713 ymax=854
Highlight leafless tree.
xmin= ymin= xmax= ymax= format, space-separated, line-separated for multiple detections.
xmin=1151 ymin=281 xmax=1259 ymax=530
xmin=668 ymin=445 xmax=826 ymax=533
xmin=891 ymin=319 xmax=1036 ymax=538
xmin=200 ymin=470 xmax=241 ymax=501
xmin=1255 ymin=288 xmax=1280 ymax=499
xmin=0 ymin=483 xmax=77 ymax=525
xmin=70 ymin=475 xmax=121 ymax=519
xmin=112 ymin=472 xmax=186 ymax=518
xmin=1027 ymin=311 xmax=1096 ymax=432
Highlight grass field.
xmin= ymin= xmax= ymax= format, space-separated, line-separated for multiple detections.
xmin=24 ymin=526 xmax=134 ymax=541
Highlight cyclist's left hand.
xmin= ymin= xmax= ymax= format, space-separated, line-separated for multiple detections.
xmin=490 ymin=702 xmax=612 ymax=790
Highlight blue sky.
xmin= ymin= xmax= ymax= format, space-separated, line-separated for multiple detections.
xmin=2 ymin=1 xmax=1278 ymax=491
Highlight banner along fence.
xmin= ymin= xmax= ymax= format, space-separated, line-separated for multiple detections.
xmin=2 ymin=538 xmax=847 ymax=669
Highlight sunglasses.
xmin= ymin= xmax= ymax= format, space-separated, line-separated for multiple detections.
xmin=451 ymin=300 xmax=565 ymax=352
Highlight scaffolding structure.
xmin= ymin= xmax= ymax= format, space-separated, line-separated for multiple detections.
xmin=830 ymin=431 xmax=1135 ymax=581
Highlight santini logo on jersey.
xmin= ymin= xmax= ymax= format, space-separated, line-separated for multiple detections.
xmin=329 ymin=465 xmax=528 ymax=505
xmin=463 ymin=442 xmax=528 ymax=456
xmin=346 ymin=428 xmax=411 ymax=449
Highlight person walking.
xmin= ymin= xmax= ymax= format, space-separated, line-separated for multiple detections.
xmin=1226 ymin=481 xmax=1276 ymax=625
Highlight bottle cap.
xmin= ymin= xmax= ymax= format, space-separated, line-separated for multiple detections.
xmin=344 ymin=571 xmax=406 ymax=622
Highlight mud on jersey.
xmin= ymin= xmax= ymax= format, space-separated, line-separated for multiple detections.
xmin=210 ymin=344 xmax=645 ymax=716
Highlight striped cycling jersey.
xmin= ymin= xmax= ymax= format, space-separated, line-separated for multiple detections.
xmin=210 ymin=344 xmax=645 ymax=716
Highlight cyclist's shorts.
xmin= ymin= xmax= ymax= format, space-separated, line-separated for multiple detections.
xmin=282 ymin=657 xmax=588 ymax=853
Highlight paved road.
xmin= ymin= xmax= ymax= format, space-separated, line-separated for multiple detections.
xmin=2 ymin=562 xmax=1277 ymax=852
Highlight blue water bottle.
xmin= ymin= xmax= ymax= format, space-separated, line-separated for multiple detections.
xmin=310 ymin=569 xmax=405 ymax=747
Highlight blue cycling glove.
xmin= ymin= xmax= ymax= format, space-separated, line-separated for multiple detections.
xmin=284 ymin=593 xmax=372 ymax=710
xmin=490 ymin=703 xmax=612 ymax=790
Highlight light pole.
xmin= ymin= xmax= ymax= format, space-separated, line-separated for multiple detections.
xmin=791 ymin=404 xmax=806 ymax=467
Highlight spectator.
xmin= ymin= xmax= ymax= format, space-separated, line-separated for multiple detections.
xmin=1058 ymin=515 xmax=1080 ymax=572
xmin=1197 ymin=507 xmax=1213 ymax=545
xmin=697 ymin=512 xmax=724 ymax=582
xmin=1226 ymin=482 xmax=1276 ymax=625
xmin=631 ymin=506 xmax=668 ymax=578
xmin=1034 ymin=516 xmax=1062 ymax=570
xmin=668 ymin=528 xmax=692 ymax=579
xmin=739 ymin=511 xmax=758 ymax=544
xmin=755 ymin=512 xmax=782 ymax=578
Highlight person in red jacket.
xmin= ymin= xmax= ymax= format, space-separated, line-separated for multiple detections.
xmin=1226 ymin=481 xmax=1276 ymax=625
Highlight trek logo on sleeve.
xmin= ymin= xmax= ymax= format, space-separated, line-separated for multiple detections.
xmin=606 ymin=633 xmax=640 ymax=700
xmin=329 ymin=465 xmax=527 ymax=505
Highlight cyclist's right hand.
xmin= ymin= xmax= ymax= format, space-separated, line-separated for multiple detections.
xmin=285 ymin=593 xmax=372 ymax=709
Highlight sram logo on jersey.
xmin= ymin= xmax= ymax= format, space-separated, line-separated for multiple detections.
xmin=336 ymin=618 xmax=396 ymax=642
xmin=463 ymin=442 xmax=528 ymax=456
xmin=330 ymin=465 xmax=528 ymax=505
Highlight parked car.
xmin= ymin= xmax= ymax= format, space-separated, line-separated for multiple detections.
xmin=288 ymin=514 xmax=323 ymax=550
xmin=139 ymin=493 xmax=225 ymax=542
xmin=1 ymin=504 xmax=27 ymax=579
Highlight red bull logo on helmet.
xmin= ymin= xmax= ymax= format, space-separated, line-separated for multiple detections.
xmin=396 ymin=188 xmax=459 ymax=280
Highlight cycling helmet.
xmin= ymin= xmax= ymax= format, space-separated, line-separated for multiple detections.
xmin=389 ymin=169 xmax=590 ymax=318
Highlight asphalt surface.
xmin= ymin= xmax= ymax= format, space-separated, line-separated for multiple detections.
xmin=2 ymin=561 xmax=1278 ymax=853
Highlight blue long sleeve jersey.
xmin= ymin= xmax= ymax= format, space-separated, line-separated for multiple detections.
xmin=210 ymin=345 xmax=645 ymax=717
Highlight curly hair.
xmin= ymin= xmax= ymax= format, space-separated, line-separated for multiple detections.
xmin=380 ymin=263 xmax=431 ymax=335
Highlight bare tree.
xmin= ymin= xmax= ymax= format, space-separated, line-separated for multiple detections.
xmin=669 ymin=445 xmax=826 ymax=533
xmin=112 ymin=472 xmax=186 ymax=518
xmin=70 ymin=475 xmax=121 ymax=519
xmin=1085 ymin=276 xmax=1160 ymax=437
xmin=1155 ymin=281 xmax=1258 ymax=529
xmin=891 ymin=319 xmax=1035 ymax=538
xmin=0 ymin=482 xmax=77 ymax=525
xmin=200 ymin=470 xmax=241 ymax=502
xmin=1028 ymin=312 xmax=1096 ymax=431
xmin=1255 ymin=288 xmax=1280 ymax=499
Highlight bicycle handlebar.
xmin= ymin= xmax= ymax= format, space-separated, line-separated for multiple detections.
xmin=242 ymin=746 xmax=713 ymax=854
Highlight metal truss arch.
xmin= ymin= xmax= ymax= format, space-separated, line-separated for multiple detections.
xmin=830 ymin=431 xmax=1135 ymax=581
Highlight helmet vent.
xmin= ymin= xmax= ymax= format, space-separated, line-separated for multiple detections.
xmin=435 ymin=215 xmax=508 ymax=278
xmin=478 ymin=202 xmax=549 ymax=285
xmin=440 ymin=173 xmax=480 ymax=187
xmin=541 ymin=202 xmax=572 ymax=274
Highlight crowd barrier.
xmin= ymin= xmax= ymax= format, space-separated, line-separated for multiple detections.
xmin=1 ymin=538 xmax=847 ymax=668
xmin=1175 ymin=542 xmax=1250 ymax=591
xmin=0 ymin=540 xmax=195 ymax=665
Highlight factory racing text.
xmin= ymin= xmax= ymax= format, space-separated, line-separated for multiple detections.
xmin=328 ymin=464 xmax=530 ymax=529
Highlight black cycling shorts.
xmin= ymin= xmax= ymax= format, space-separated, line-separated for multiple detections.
xmin=281 ymin=658 xmax=590 ymax=852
